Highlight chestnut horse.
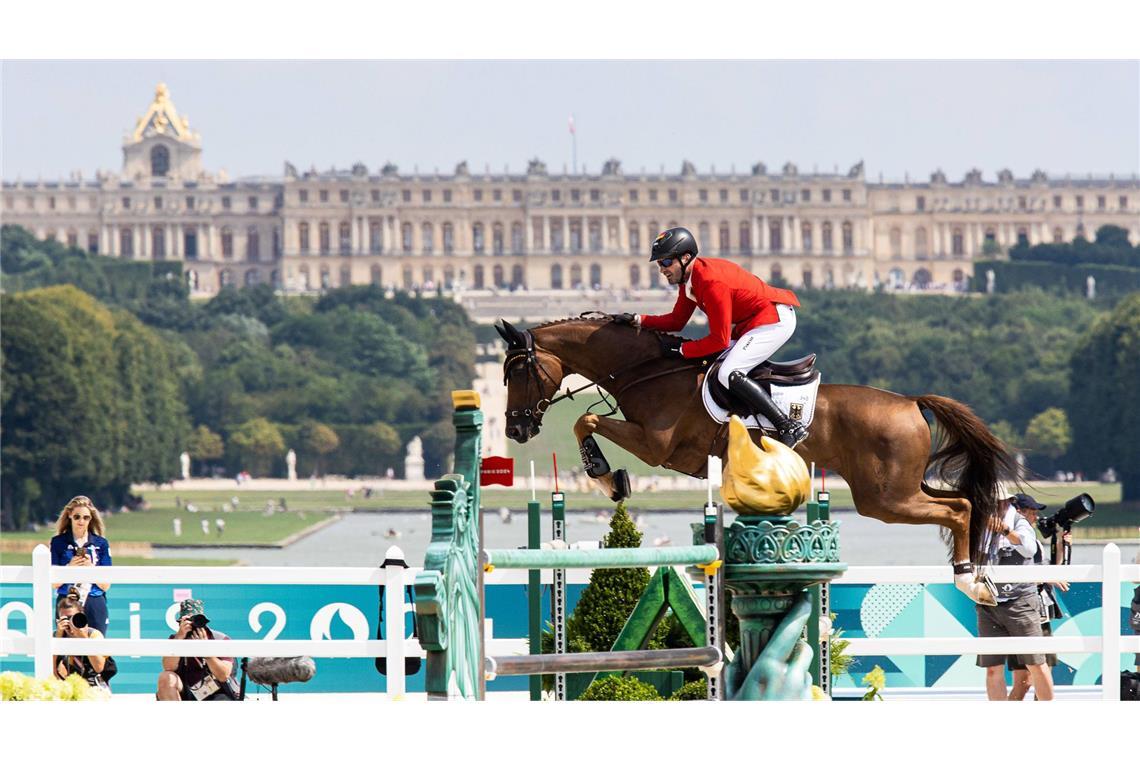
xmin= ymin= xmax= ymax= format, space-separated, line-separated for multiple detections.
xmin=496 ymin=316 xmax=1019 ymax=605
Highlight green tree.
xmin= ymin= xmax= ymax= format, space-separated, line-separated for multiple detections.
xmin=577 ymin=675 xmax=662 ymax=701
xmin=1024 ymin=408 xmax=1072 ymax=469
xmin=1066 ymin=293 xmax=1140 ymax=500
xmin=298 ymin=420 xmax=340 ymax=476
xmin=187 ymin=425 xmax=225 ymax=474
xmin=228 ymin=417 xmax=286 ymax=477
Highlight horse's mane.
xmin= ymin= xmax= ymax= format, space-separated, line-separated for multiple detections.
xmin=529 ymin=313 xmax=612 ymax=330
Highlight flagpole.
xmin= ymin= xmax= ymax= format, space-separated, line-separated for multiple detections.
xmin=569 ymin=114 xmax=577 ymax=174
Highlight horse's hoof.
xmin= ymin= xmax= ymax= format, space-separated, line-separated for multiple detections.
xmin=954 ymin=572 xmax=997 ymax=606
xmin=610 ymin=469 xmax=631 ymax=502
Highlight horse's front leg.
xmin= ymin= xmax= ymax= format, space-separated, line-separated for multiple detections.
xmin=573 ymin=413 xmax=666 ymax=502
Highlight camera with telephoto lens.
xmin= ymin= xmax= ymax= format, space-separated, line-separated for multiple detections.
xmin=1037 ymin=493 xmax=1095 ymax=538
xmin=188 ymin=613 xmax=209 ymax=630
xmin=59 ymin=612 xmax=88 ymax=630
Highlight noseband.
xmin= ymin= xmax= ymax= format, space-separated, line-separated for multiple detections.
xmin=502 ymin=331 xmax=559 ymax=425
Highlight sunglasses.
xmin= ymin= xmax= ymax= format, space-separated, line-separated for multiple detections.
xmin=71 ymin=514 xmax=92 ymax=521
xmin=656 ymin=257 xmax=676 ymax=269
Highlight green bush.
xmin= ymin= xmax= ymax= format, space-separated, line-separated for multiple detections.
xmin=668 ymin=678 xmax=708 ymax=701
xmin=577 ymin=675 xmax=663 ymax=701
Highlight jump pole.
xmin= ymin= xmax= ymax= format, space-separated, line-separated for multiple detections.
xmin=527 ymin=460 xmax=542 ymax=701
xmin=551 ymin=454 xmax=567 ymax=700
xmin=806 ymin=467 xmax=832 ymax=695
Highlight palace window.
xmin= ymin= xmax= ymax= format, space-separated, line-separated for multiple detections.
xmin=822 ymin=222 xmax=833 ymax=252
xmin=551 ymin=264 xmax=563 ymax=289
xmin=770 ymin=189 xmax=780 ymax=203
xmin=442 ymin=223 xmax=454 ymax=254
xmin=915 ymin=227 xmax=928 ymax=258
xmin=801 ymin=222 xmax=812 ymax=252
xmin=842 ymin=189 xmax=852 ymax=202
xmin=570 ymin=263 xmax=582 ymax=288
xmin=341 ymin=266 xmax=352 ymax=287
xmin=569 ymin=221 xmax=582 ymax=252
xmin=532 ymin=219 xmax=544 ymax=250
xmin=590 ymin=189 xmax=600 ymax=203
xmin=699 ymin=189 xmax=708 ymax=203
xmin=184 ymin=230 xmax=198 ymax=260
xmin=770 ymin=263 xmax=783 ymax=283
xmin=916 ymin=195 xmax=925 ymax=211
xmin=152 ymin=228 xmax=165 ymax=259
xmin=549 ymin=189 xmax=558 ymax=202
xmin=423 ymin=190 xmax=432 ymax=203
xmin=370 ymin=221 xmax=383 ymax=253
xmin=299 ymin=222 xmax=311 ymax=253
xmin=249 ymin=196 xmax=259 ymax=210
xmin=154 ymin=196 xmax=163 ymax=210
xmin=768 ymin=221 xmax=783 ymax=252
xmin=339 ymin=222 xmax=352 ymax=253
xmin=952 ymin=228 xmax=965 ymax=257
xmin=371 ymin=190 xmax=380 ymax=202
xmin=122 ymin=197 xmax=131 ymax=209
xmin=822 ymin=189 xmax=832 ymax=203
xmin=120 ymin=227 xmax=133 ymax=257
xmin=570 ymin=189 xmax=581 ymax=203
xmin=842 ymin=222 xmax=854 ymax=253
xmin=493 ymin=264 xmax=505 ymax=288
xmin=629 ymin=189 xmax=639 ymax=203
xmin=320 ymin=266 xmax=331 ymax=289
xmin=150 ymin=145 xmax=170 ymax=176
xmin=1053 ymin=227 xmax=1064 ymax=243
xmin=247 ymin=228 xmax=260 ymax=261
xmin=511 ymin=223 xmax=524 ymax=254
xmin=319 ymin=190 xmax=329 ymax=203
xmin=698 ymin=222 xmax=711 ymax=251
xmin=402 ymin=223 xmax=413 ymax=253
xmin=889 ymin=227 xmax=902 ymax=259
xmin=1075 ymin=195 xmax=1084 ymax=209
xmin=422 ymin=222 xmax=434 ymax=254
xmin=371 ymin=265 xmax=382 ymax=285
xmin=588 ymin=221 xmax=602 ymax=252
xmin=319 ymin=222 xmax=331 ymax=254
xmin=628 ymin=222 xmax=640 ymax=252
xmin=668 ymin=189 xmax=678 ymax=203
xmin=493 ymin=189 xmax=502 ymax=202
xmin=718 ymin=222 xmax=730 ymax=253
xmin=473 ymin=223 xmax=485 ymax=253
xmin=740 ymin=222 xmax=752 ymax=253
xmin=801 ymin=189 xmax=811 ymax=202
xmin=740 ymin=189 xmax=749 ymax=203
xmin=511 ymin=264 xmax=525 ymax=288
xmin=1017 ymin=228 xmax=1029 ymax=246
xmin=1120 ymin=195 xmax=1128 ymax=210
xmin=87 ymin=232 xmax=99 ymax=254
xmin=493 ymin=223 xmax=505 ymax=255
xmin=443 ymin=189 xmax=452 ymax=203
xmin=720 ymin=189 xmax=729 ymax=203
xmin=222 ymin=196 xmax=231 ymax=210
xmin=299 ymin=190 xmax=308 ymax=203
xmin=245 ymin=270 xmax=261 ymax=287
xmin=551 ymin=221 xmax=564 ymax=252
xmin=221 ymin=228 xmax=234 ymax=259
xmin=802 ymin=266 xmax=813 ymax=288
xmin=340 ymin=190 xmax=349 ymax=203
xmin=298 ymin=265 xmax=310 ymax=290
xmin=629 ymin=264 xmax=641 ymax=288
xmin=1097 ymin=195 xmax=1106 ymax=210
xmin=590 ymin=263 xmax=602 ymax=288
xmin=513 ymin=190 xmax=522 ymax=203
xmin=648 ymin=189 xmax=658 ymax=203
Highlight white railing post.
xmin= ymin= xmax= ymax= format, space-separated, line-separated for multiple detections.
xmin=31 ymin=544 xmax=52 ymax=679
xmin=382 ymin=546 xmax=408 ymax=699
xmin=1102 ymin=543 xmax=1121 ymax=701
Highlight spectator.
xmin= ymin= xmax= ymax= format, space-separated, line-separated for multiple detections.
xmin=49 ymin=495 xmax=113 ymax=635
xmin=54 ymin=595 xmax=114 ymax=692
xmin=975 ymin=495 xmax=1054 ymax=700
xmin=157 ymin=599 xmax=240 ymax=701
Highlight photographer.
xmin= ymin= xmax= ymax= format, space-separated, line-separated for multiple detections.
xmin=156 ymin=599 xmax=239 ymax=701
xmin=976 ymin=495 xmax=1055 ymax=701
xmin=54 ymin=595 xmax=113 ymax=692
xmin=1004 ymin=494 xmax=1070 ymax=700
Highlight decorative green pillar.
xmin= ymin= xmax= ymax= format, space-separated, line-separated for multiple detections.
xmin=694 ymin=508 xmax=844 ymax=700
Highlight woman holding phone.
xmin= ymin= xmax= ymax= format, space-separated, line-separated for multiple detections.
xmin=49 ymin=496 xmax=114 ymax=634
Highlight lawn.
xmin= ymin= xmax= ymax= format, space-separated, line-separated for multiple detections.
xmin=0 ymin=554 xmax=239 ymax=567
xmin=1 ymin=509 xmax=335 ymax=546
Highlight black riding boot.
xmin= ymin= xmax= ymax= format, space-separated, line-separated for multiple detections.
xmin=727 ymin=370 xmax=809 ymax=449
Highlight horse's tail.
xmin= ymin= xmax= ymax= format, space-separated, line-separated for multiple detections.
xmin=912 ymin=395 xmax=1021 ymax=566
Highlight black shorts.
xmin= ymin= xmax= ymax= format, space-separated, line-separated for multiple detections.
xmin=1007 ymin=621 xmax=1057 ymax=670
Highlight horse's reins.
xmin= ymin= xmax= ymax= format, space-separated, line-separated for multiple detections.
xmin=502 ymin=328 xmax=705 ymax=425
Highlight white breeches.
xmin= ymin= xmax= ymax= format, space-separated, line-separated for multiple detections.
xmin=715 ymin=304 xmax=797 ymax=388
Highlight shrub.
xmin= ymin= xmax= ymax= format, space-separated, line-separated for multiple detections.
xmin=577 ymin=675 xmax=662 ymax=701
xmin=668 ymin=678 xmax=708 ymax=700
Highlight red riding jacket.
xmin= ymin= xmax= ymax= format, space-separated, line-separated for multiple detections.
xmin=639 ymin=257 xmax=800 ymax=359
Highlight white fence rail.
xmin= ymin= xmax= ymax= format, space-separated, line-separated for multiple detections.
xmin=1 ymin=543 xmax=1137 ymax=700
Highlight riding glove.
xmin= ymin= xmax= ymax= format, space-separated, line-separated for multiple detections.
xmin=611 ymin=313 xmax=637 ymax=325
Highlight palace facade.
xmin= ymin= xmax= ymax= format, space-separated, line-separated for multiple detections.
xmin=4 ymin=84 xmax=1138 ymax=297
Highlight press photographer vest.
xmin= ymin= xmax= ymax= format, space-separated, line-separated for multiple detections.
xmin=993 ymin=545 xmax=1037 ymax=603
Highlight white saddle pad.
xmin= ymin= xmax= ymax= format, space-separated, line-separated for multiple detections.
xmin=701 ymin=370 xmax=822 ymax=431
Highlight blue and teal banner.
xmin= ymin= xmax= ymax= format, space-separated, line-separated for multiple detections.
xmin=0 ymin=580 xmax=1132 ymax=693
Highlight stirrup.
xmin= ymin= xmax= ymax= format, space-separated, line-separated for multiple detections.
xmin=777 ymin=423 xmax=809 ymax=449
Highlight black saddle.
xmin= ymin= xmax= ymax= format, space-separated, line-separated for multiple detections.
xmin=706 ymin=353 xmax=819 ymax=417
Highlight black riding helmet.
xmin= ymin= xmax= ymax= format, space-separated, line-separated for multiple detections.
xmin=649 ymin=227 xmax=698 ymax=263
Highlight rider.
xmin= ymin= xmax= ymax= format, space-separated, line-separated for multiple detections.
xmin=612 ymin=226 xmax=809 ymax=448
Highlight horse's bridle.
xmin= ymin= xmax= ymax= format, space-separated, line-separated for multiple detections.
xmin=502 ymin=327 xmax=706 ymax=426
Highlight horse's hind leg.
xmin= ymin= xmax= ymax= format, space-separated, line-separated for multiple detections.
xmin=858 ymin=485 xmax=997 ymax=606
xmin=573 ymin=413 xmax=666 ymax=502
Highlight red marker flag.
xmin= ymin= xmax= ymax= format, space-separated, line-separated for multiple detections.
xmin=568 ymin=115 xmax=576 ymax=135
xmin=480 ymin=456 xmax=515 ymax=487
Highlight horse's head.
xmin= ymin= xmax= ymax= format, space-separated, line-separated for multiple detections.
xmin=496 ymin=320 xmax=565 ymax=443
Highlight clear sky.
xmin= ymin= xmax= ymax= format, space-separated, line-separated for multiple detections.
xmin=2 ymin=60 xmax=1137 ymax=183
